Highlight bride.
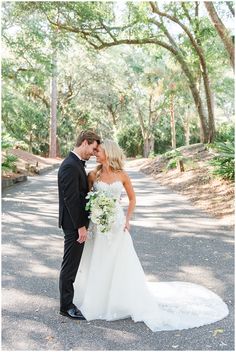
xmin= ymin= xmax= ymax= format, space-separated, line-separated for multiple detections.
xmin=74 ymin=139 xmax=228 ymax=332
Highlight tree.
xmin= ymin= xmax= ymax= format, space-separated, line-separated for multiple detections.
xmin=2 ymin=2 xmax=70 ymax=157
xmin=204 ymin=1 xmax=234 ymax=70
xmin=41 ymin=1 xmax=231 ymax=143
xmin=2 ymin=2 xmax=234 ymax=158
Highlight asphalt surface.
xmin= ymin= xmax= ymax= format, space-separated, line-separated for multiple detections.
xmin=2 ymin=159 xmax=234 ymax=351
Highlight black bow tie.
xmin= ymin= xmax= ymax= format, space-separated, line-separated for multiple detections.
xmin=81 ymin=160 xmax=86 ymax=167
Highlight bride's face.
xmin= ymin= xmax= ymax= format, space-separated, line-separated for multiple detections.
xmin=95 ymin=145 xmax=107 ymax=163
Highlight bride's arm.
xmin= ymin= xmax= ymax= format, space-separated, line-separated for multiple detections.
xmin=88 ymin=170 xmax=96 ymax=191
xmin=122 ymin=172 xmax=136 ymax=231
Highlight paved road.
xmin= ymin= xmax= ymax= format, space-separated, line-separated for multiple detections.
xmin=2 ymin=159 xmax=234 ymax=350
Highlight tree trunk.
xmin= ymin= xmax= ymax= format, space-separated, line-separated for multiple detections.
xmin=204 ymin=1 xmax=235 ymax=70
xmin=178 ymin=159 xmax=185 ymax=172
xmin=143 ymin=138 xmax=149 ymax=158
xmin=110 ymin=109 xmax=118 ymax=137
xmin=29 ymin=131 xmax=33 ymax=153
xmin=149 ymin=136 xmax=154 ymax=155
xmin=194 ymin=69 xmax=213 ymax=142
xmin=182 ymin=68 xmax=209 ymax=142
xmin=56 ymin=137 xmax=60 ymax=158
xmin=184 ymin=108 xmax=190 ymax=146
xmin=204 ymin=75 xmax=215 ymax=142
xmin=149 ymin=3 xmax=214 ymax=142
xmin=49 ymin=51 xmax=57 ymax=158
xmin=193 ymin=2 xmax=216 ymax=142
xmin=170 ymin=93 xmax=176 ymax=149
xmin=143 ymin=136 xmax=154 ymax=158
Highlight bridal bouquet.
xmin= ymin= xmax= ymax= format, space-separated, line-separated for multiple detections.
xmin=85 ymin=190 xmax=117 ymax=233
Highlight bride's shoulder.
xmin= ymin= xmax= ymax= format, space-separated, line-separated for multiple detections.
xmin=88 ymin=169 xmax=97 ymax=182
xmin=117 ymin=170 xmax=130 ymax=183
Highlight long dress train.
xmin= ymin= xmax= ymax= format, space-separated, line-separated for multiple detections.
xmin=74 ymin=181 xmax=228 ymax=332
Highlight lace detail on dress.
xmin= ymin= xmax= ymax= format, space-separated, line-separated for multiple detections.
xmin=94 ymin=180 xmax=123 ymax=200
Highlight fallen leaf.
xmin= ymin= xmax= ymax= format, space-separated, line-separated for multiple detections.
xmin=220 ymin=341 xmax=227 ymax=346
xmin=213 ymin=328 xmax=224 ymax=337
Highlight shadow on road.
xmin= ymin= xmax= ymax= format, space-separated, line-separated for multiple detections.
xmin=1 ymin=167 xmax=234 ymax=350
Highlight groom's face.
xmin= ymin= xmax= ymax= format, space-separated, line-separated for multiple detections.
xmin=83 ymin=140 xmax=99 ymax=160
xmin=95 ymin=145 xmax=106 ymax=163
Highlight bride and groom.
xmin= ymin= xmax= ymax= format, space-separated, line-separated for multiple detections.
xmin=58 ymin=130 xmax=228 ymax=332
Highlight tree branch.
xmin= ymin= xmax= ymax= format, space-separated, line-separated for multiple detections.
xmin=204 ymin=1 xmax=234 ymax=69
xmin=181 ymin=3 xmax=192 ymax=23
xmin=87 ymin=37 xmax=178 ymax=56
xmin=99 ymin=19 xmax=118 ymax=42
xmin=149 ymin=1 xmax=206 ymax=61
xmin=226 ymin=1 xmax=235 ymax=16
xmin=46 ymin=14 xmax=138 ymax=36
xmin=27 ymin=85 xmax=50 ymax=108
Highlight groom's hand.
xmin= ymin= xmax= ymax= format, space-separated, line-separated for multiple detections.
xmin=77 ymin=226 xmax=87 ymax=243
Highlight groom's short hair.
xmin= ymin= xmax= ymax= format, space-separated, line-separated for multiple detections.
xmin=76 ymin=130 xmax=101 ymax=147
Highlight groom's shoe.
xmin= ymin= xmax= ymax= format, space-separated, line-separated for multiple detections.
xmin=60 ymin=307 xmax=86 ymax=320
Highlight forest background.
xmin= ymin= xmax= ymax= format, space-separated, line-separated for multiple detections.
xmin=1 ymin=1 xmax=234 ymax=175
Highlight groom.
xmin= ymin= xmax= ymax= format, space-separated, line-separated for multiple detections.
xmin=58 ymin=130 xmax=101 ymax=320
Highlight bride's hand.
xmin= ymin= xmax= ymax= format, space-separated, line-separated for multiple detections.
xmin=124 ymin=221 xmax=130 ymax=232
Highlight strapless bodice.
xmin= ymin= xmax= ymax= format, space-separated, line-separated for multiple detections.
xmin=93 ymin=181 xmax=123 ymax=201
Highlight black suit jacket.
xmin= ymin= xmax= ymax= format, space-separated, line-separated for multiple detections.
xmin=58 ymin=152 xmax=89 ymax=230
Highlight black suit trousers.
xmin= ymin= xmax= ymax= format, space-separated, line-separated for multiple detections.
xmin=59 ymin=229 xmax=84 ymax=311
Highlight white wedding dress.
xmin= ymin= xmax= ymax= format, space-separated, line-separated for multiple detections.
xmin=74 ymin=181 xmax=228 ymax=331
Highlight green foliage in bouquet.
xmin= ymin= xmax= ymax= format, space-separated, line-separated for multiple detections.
xmin=85 ymin=190 xmax=117 ymax=233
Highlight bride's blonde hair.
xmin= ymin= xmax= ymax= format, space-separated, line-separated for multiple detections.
xmin=96 ymin=139 xmax=125 ymax=175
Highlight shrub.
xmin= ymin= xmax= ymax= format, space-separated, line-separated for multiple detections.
xmin=148 ymin=151 xmax=157 ymax=159
xmin=209 ymin=141 xmax=235 ymax=181
xmin=164 ymin=149 xmax=182 ymax=159
xmin=163 ymin=150 xmax=187 ymax=171
xmin=1 ymin=132 xmax=19 ymax=173
xmin=215 ymin=122 xmax=234 ymax=143
xmin=117 ymin=124 xmax=143 ymax=157
xmin=2 ymin=154 xmax=18 ymax=173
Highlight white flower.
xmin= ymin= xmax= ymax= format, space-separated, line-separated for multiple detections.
xmin=85 ymin=190 xmax=117 ymax=233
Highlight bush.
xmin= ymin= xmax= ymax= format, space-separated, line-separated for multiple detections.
xmin=215 ymin=122 xmax=234 ymax=143
xmin=209 ymin=141 xmax=235 ymax=180
xmin=1 ymin=132 xmax=14 ymax=150
xmin=117 ymin=124 xmax=143 ymax=157
xmin=166 ymin=158 xmax=178 ymax=170
xmin=148 ymin=151 xmax=157 ymax=159
xmin=164 ymin=149 xmax=182 ymax=159
xmin=163 ymin=149 xmax=187 ymax=171
xmin=2 ymin=154 xmax=18 ymax=173
xmin=1 ymin=131 xmax=19 ymax=173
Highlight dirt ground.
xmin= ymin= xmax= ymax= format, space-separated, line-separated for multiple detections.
xmin=128 ymin=144 xmax=234 ymax=227
xmin=2 ymin=148 xmax=61 ymax=179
